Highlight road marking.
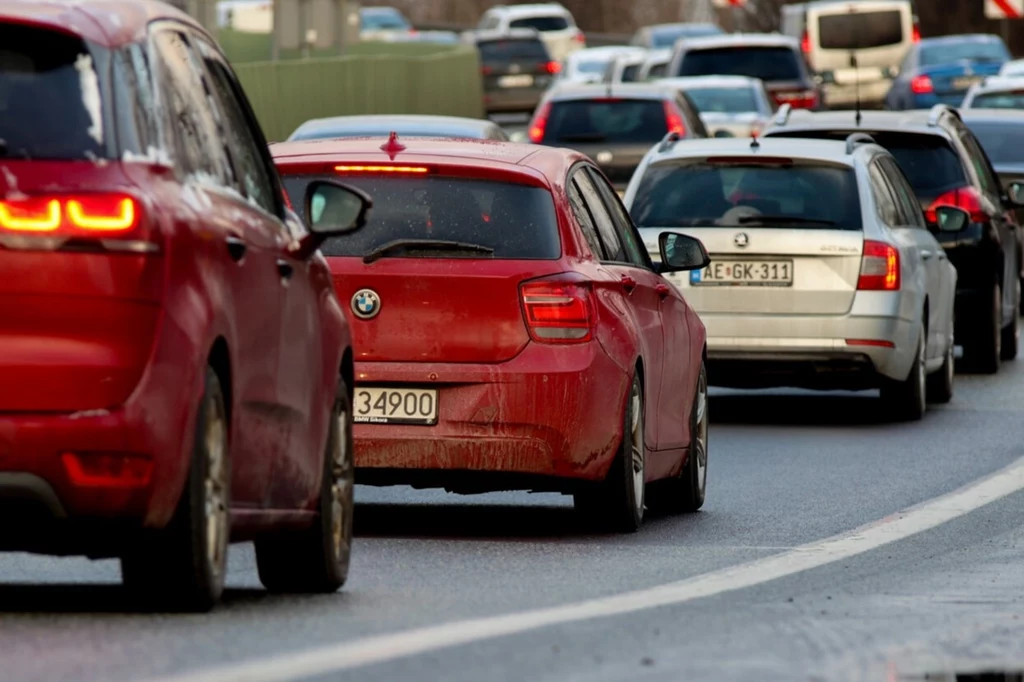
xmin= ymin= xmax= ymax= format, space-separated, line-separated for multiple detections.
xmin=147 ymin=456 xmax=1024 ymax=682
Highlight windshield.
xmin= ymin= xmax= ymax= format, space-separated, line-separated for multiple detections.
xmin=0 ymin=23 xmax=107 ymax=160
xmin=361 ymin=10 xmax=411 ymax=30
xmin=818 ymin=10 xmax=903 ymax=50
xmin=629 ymin=161 xmax=862 ymax=229
xmin=542 ymin=99 xmax=669 ymax=145
xmin=971 ymin=92 xmax=1024 ymax=110
xmin=652 ymin=25 xmax=723 ymax=49
xmin=281 ymin=175 xmax=560 ymax=259
xmin=679 ymin=47 xmax=803 ymax=81
xmin=920 ymin=41 xmax=1008 ymax=67
xmin=966 ymin=121 xmax=1024 ymax=165
xmin=686 ymin=87 xmax=759 ymax=114
xmin=478 ymin=39 xmax=549 ymax=62
xmin=509 ymin=16 xmax=570 ymax=32
xmin=576 ymin=60 xmax=611 ymax=74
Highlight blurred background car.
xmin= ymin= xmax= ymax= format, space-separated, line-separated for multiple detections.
xmin=556 ymin=46 xmax=645 ymax=85
xmin=469 ymin=29 xmax=559 ymax=115
xmin=630 ymin=22 xmax=723 ymax=50
xmin=637 ymin=48 xmax=673 ymax=81
xmin=359 ymin=6 xmax=416 ymax=42
xmin=962 ymin=76 xmax=1024 ymax=110
xmin=1000 ymin=59 xmax=1024 ymax=77
xmin=781 ymin=0 xmax=918 ymax=110
xmin=603 ymin=50 xmax=649 ymax=83
xmin=884 ymin=34 xmax=1010 ymax=110
xmin=764 ymin=106 xmax=1024 ymax=373
xmin=658 ymin=75 xmax=774 ymax=138
xmin=527 ymin=83 xmax=707 ymax=190
xmin=476 ymin=2 xmax=585 ymax=63
xmin=287 ymin=115 xmax=509 ymax=142
xmin=667 ymin=33 xmax=824 ymax=111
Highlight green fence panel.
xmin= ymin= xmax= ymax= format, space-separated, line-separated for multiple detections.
xmin=217 ymin=29 xmax=459 ymax=64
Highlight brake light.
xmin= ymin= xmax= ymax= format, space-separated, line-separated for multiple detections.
xmin=573 ymin=30 xmax=585 ymax=44
xmin=544 ymin=60 xmax=561 ymax=74
xmin=663 ymin=100 xmax=686 ymax=136
xmin=772 ymin=89 xmax=818 ymax=110
xmin=482 ymin=65 xmax=494 ymax=76
xmin=912 ymin=24 xmax=921 ymax=42
xmin=0 ymin=197 xmax=61 ymax=232
xmin=67 ymin=196 xmax=136 ymax=232
xmin=520 ymin=277 xmax=595 ymax=343
xmin=910 ymin=74 xmax=933 ymax=94
xmin=924 ymin=186 xmax=987 ymax=224
xmin=858 ymin=240 xmax=900 ymax=291
xmin=0 ymin=194 xmax=142 ymax=237
xmin=528 ymin=101 xmax=552 ymax=144
xmin=334 ymin=165 xmax=429 ymax=174
xmin=801 ymin=31 xmax=811 ymax=54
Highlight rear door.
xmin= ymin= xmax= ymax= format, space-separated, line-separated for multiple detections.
xmin=807 ymin=1 xmax=911 ymax=76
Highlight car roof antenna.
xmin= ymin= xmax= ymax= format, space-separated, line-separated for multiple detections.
xmin=851 ymin=52 xmax=862 ymax=127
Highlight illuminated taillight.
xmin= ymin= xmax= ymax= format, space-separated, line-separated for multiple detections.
xmin=573 ymin=30 xmax=586 ymax=44
xmin=0 ymin=193 xmax=145 ymax=240
xmin=925 ymin=186 xmax=987 ymax=224
xmin=663 ymin=100 xmax=686 ymax=136
xmin=0 ymin=197 xmax=61 ymax=232
xmin=912 ymin=24 xmax=921 ymax=42
xmin=67 ymin=196 xmax=137 ymax=232
xmin=801 ymin=31 xmax=811 ymax=54
xmin=520 ymin=276 xmax=595 ymax=343
xmin=772 ymin=89 xmax=818 ymax=110
xmin=528 ymin=101 xmax=552 ymax=144
xmin=858 ymin=240 xmax=900 ymax=291
xmin=910 ymin=74 xmax=933 ymax=94
xmin=333 ymin=165 xmax=429 ymax=174
xmin=544 ymin=60 xmax=561 ymax=74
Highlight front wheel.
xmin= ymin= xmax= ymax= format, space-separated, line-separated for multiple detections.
xmin=647 ymin=362 xmax=708 ymax=513
xmin=880 ymin=323 xmax=926 ymax=422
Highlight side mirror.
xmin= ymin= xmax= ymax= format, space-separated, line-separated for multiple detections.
xmin=1007 ymin=181 xmax=1024 ymax=207
xmin=658 ymin=231 xmax=710 ymax=272
xmin=933 ymin=205 xmax=970 ymax=233
xmin=293 ymin=180 xmax=372 ymax=259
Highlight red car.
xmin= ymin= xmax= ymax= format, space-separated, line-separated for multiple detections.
xmin=272 ymin=135 xmax=712 ymax=531
xmin=0 ymin=0 xmax=371 ymax=610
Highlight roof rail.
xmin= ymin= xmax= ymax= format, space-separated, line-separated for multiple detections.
xmin=657 ymin=131 xmax=682 ymax=153
xmin=773 ymin=103 xmax=792 ymax=126
xmin=845 ymin=132 xmax=876 ymax=154
xmin=926 ymin=103 xmax=955 ymax=127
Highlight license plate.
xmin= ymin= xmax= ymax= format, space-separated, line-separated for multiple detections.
xmin=498 ymin=74 xmax=534 ymax=88
xmin=952 ymin=76 xmax=983 ymax=90
xmin=690 ymin=259 xmax=793 ymax=287
xmin=354 ymin=387 xmax=438 ymax=425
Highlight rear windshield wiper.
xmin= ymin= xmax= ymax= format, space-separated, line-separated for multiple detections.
xmin=362 ymin=239 xmax=495 ymax=264
xmin=556 ymin=133 xmax=608 ymax=143
xmin=735 ymin=215 xmax=837 ymax=226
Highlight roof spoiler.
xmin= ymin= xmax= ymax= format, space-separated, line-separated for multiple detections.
xmin=927 ymin=103 xmax=959 ymax=127
xmin=845 ymin=132 xmax=876 ymax=154
xmin=657 ymin=131 xmax=682 ymax=153
xmin=772 ymin=103 xmax=792 ymax=126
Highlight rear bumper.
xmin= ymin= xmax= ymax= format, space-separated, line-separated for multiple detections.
xmin=353 ymin=341 xmax=629 ymax=492
xmin=823 ymin=79 xmax=890 ymax=107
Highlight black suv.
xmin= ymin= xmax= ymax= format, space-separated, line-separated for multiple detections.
xmin=764 ymin=104 xmax=1024 ymax=373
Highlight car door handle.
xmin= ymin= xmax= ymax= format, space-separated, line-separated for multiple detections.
xmin=620 ymin=275 xmax=637 ymax=294
xmin=655 ymin=283 xmax=672 ymax=298
xmin=921 ymin=250 xmax=934 ymax=260
xmin=276 ymin=258 xmax=294 ymax=281
xmin=225 ymin=235 xmax=247 ymax=262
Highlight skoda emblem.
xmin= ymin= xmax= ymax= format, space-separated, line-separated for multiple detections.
xmin=351 ymin=288 xmax=381 ymax=320
xmin=596 ymin=150 xmax=614 ymax=164
xmin=734 ymin=232 xmax=750 ymax=248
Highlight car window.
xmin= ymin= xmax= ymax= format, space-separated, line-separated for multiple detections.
xmin=919 ymin=40 xmax=1008 ymax=68
xmin=677 ymin=93 xmax=708 ymax=137
xmin=678 ymin=47 xmax=803 ymax=81
xmin=510 ymin=16 xmax=570 ymax=32
xmin=543 ymin=99 xmax=670 ymax=145
xmin=818 ymin=10 xmax=903 ymax=50
xmin=587 ymin=167 xmax=649 ymax=268
xmin=477 ymin=39 xmax=549 ymax=62
xmin=478 ymin=14 xmax=501 ymax=30
xmin=970 ymin=91 xmax=1024 ymax=109
xmin=959 ymin=129 xmax=1002 ymax=197
xmin=880 ymin=157 xmax=927 ymax=229
xmin=567 ymin=179 xmax=607 ymax=259
xmin=685 ymin=87 xmax=759 ymax=114
xmin=573 ymin=169 xmax=627 ymax=262
xmin=648 ymin=62 xmax=668 ymax=79
xmin=965 ymin=120 xmax=1024 ymax=165
xmin=868 ymin=161 xmax=901 ymax=226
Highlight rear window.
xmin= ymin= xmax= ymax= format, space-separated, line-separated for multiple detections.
xmin=576 ymin=60 xmax=611 ymax=74
xmin=919 ymin=41 xmax=1008 ymax=68
xmin=818 ymin=11 xmax=903 ymax=50
xmin=647 ymin=62 xmax=668 ymax=79
xmin=971 ymin=92 xmax=1024 ymax=110
xmin=679 ymin=47 xmax=803 ymax=82
xmin=629 ymin=161 xmax=863 ymax=230
xmin=621 ymin=64 xmax=641 ymax=82
xmin=509 ymin=16 xmax=570 ymax=32
xmin=652 ymin=26 xmax=722 ymax=49
xmin=966 ymin=121 xmax=1024 ymax=165
xmin=686 ymin=87 xmax=758 ymax=113
xmin=281 ymin=175 xmax=560 ymax=259
xmin=543 ymin=99 xmax=669 ymax=145
xmin=0 ymin=24 xmax=107 ymax=160
xmin=478 ymin=39 xmax=549 ymax=62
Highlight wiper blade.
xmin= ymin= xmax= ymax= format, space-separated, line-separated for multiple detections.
xmin=557 ymin=133 xmax=608 ymax=142
xmin=362 ymin=239 xmax=495 ymax=264
xmin=735 ymin=215 xmax=837 ymax=226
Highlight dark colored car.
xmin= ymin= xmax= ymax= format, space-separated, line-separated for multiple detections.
xmin=667 ymin=33 xmax=824 ymax=111
xmin=527 ymin=83 xmax=708 ymax=190
xmin=764 ymin=105 xmax=1024 ymax=373
xmin=470 ymin=29 xmax=559 ymax=115
xmin=0 ymin=0 xmax=367 ymax=611
xmin=885 ymin=34 xmax=1010 ymax=110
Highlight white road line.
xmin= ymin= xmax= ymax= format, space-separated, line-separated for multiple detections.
xmin=147 ymin=456 xmax=1024 ymax=682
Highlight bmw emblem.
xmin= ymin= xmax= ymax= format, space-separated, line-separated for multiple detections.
xmin=351 ymin=288 xmax=381 ymax=320
xmin=734 ymin=232 xmax=750 ymax=248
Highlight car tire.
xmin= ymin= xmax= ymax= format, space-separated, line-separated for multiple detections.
xmin=646 ymin=362 xmax=708 ymax=514
xmin=926 ymin=324 xmax=954 ymax=405
xmin=1002 ymin=277 xmax=1019 ymax=361
xmin=121 ymin=366 xmax=230 ymax=612
xmin=1018 ymin=275 xmax=1024 ymax=315
xmin=880 ymin=323 xmax=926 ymax=422
xmin=965 ymin=282 xmax=1001 ymax=374
xmin=573 ymin=373 xmax=644 ymax=533
xmin=255 ymin=378 xmax=354 ymax=594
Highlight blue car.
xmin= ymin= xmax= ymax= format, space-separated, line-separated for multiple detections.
xmin=885 ymin=34 xmax=1010 ymax=110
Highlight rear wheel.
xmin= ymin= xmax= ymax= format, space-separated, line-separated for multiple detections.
xmin=880 ymin=323 xmax=926 ymax=422
xmin=647 ymin=362 xmax=708 ymax=514
xmin=964 ymin=282 xmax=1001 ymax=374
xmin=1001 ymin=276 xmax=1019 ymax=361
xmin=574 ymin=373 xmax=644 ymax=533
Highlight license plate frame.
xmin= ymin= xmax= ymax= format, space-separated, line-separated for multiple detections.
xmin=952 ymin=75 xmax=983 ymax=91
xmin=353 ymin=387 xmax=439 ymax=425
xmin=689 ymin=259 xmax=794 ymax=287
xmin=498 ymin=74 xmax=534 ymax=88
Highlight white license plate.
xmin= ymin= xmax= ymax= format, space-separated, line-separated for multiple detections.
xmin=952 ymin=76 xmax=983 ymax=90
xmin=498 ymin=74 xmax=534 ymax=88
xmin=690 ymin=259 xmax=793 ymax=287
xmin=354 ymin=387 xmax=438 ymax=425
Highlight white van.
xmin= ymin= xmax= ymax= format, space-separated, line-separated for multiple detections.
xmin=781 ymin=0 xmax=918 ymax=109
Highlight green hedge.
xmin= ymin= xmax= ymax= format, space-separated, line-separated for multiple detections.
xmin=218 ymin=29 xmax=458 ymax=63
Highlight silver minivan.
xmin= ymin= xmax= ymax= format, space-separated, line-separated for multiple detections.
xmin=781 ymin=0 xmax=918 ymax=109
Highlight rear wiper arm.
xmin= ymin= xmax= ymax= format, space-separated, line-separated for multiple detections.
xmin=736 ymin=215 xmax=837 ymax=226
xmin=362 ymin=239 xmax=495 ymax=264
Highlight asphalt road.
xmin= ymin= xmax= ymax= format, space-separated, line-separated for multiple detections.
xmin=4 ymin=342 xmax=1024 ymax=682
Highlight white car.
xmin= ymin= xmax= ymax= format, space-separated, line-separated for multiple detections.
xmin=962 ymin=76 xmax=1024 ymax=110
xmin=657 ymin=75 xmax=774 ymax=138
xmin=604 ymin=50 xmax=650 ymax=83
xmin=998 ymin=59 xmax=1024 ymax=77
xmin=638 ymin=48 xmax=673 ymax=81
xmin=623 ymin=134 xmax=964 ymax=420
xmin=476 ymin=3 xmax=585 ymax=62
xmin=359 ymin=6 xmax=415 ymax=42
xmin=556 ymin=46 xmax=646 ymax=85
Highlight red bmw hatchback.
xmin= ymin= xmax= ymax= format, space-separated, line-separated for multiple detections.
xmin=272 ymin=135 xmax=712 ymax=531
xmin=0 ymin=0 xmax=370 ymax=610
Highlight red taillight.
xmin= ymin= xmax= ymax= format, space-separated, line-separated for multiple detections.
xmin=663 ymin=100 xmax=686 ymax=136
xmin=482 ymin=65 xmax=493 ymax=76
xmin=528 ymin=101 xmax=552 ymax=144
xmin=772 ymin=90 xmax=818 ymax=110
xmin=282 ymin=191 xmax=294 ymax=211
xmin=858 ymin=240 xmax=900 ymax=291
xmin=0 ymin=193 xmax=142 ymax=237
xmin=544 ymin=60 xmax=561 ymax=74
xmin=67 ymin=196 xmax=137 ymax=232
xmin=573 ymin=30 xmax=585 ymax=44
xmin=846 ymin=339 xmax=896 ymax=348
xmin=334 ymin=165 xmax=429 ymax=174
xmin=912 ymin=24 xmax=921 ymax=42
xmin=801 ymin=31 xmax=811 ymax=54
xmin=62 ymin=452 xmax=153 ymax=488
xmin=520 ymin=276 xmax=595 ymax=343
xmin=910 ymin=74 xmax=933 ymax=94
xmin=924 ymin=186 xmax=987 ymax=224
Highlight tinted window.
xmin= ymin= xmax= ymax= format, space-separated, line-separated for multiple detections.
xmin=966 ymin=120 xmax=1024 ymax=165
xmin=510 ymin=16 xmax=570 ymax=32
xmin=629 ymin=161 xmax=863 ymax=230
xmin=919 ymin=41 xmax=1008 ymax=67
xmin=685 ymin=87 xmax=758 ymax=113
xmin=573 ymin=171 xmax=626 ymax=262
xmin=0 ymin=24 xmax=107 ymax=160
xmin=588 ymin=168 xmax=647 ymax=267
xmin=868 ymin=161 xmax=900 ymax=226
xmin=959 ymin=130 xmax=1001 ymax=196
xmin=679 ymin=47 xmax=803 ymax=81
xmin=567 ymin=180 xmax=606 ymax=259
xmin=972 ymin=92 xmax=1024 ymax=109
xmin=543 ymin=99 xmax=669 ymax=144
xmin=818 ymin=11 xmax=902 ymax=50
xmin=881 ymin=157 xmax=927 ymax=228
xmin=478 ymin=39 xmax=549 ymax=62
xmin=648 ymin=62 xmax=668 ymax=79
xmin=281 ymin=175 xmax=560 ymax=259
xmin=621 ymin=64 xmax=641 ymax=82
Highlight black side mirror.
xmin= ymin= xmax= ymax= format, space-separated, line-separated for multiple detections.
xmin=1007 ymin=181 xmax=1024 ymax=207
xmin=293 ymin=180 xmax=372 ymax=259
xmin=933 ymin=205 xmax=970 ymax=233
xmin=658 ymin=231 xmax=710 ymax=272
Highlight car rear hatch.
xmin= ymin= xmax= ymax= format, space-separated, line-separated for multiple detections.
xmin=509 ymin=15 xmax=579 ymax=62
xmin=628 ymin=156 xmax=865 ymax=315
xmin=923 ymin=63 xmax=1003 ymax=99
xmin=0 ymin=21 xmax=163 ymax=412
xmin=478 ymin=37 xmax=556 ymax=94
xmin=678 ymin=45 xmax=818 ymax=109
xmin=279 ymin=168 xmax=565 ymax=364
xmin=806 ymin=1 xmax=911 ymax=79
